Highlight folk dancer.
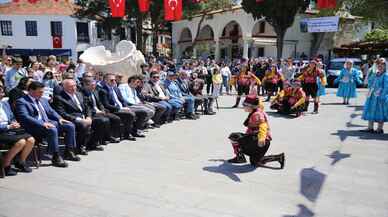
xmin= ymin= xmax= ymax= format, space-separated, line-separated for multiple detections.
xmin=361 ymin=58 xmax=388 ymax=134
xmin=227 ymin=95 xmax=285 ymax=168
xmin=270 ymin=81 xmax=306 ymax=117
xmin=297 ymin=60 xmax=326 ymax=114
xmin=335 ymin=59 xmax=362 ymax=105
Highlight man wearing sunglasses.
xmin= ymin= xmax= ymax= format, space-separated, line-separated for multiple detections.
xmin=99 ymin=73 xmax=143 ymax=140
xmin=142 ymin=71 xmax=176 ymax=123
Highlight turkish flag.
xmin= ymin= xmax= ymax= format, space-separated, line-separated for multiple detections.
xmin=164 ymin=0 xmax=182 ymax=21
xmin=53 ymin=36 xmax=62 ymax=48
xmin=317 ymin=0 xmax=336 ymax=9
xmin=109 ymin=0 xmax=126 ymax=18
xmin=138 ymin=0 xmax=150 ymax=13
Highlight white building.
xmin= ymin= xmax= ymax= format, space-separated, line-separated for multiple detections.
xmin=0 ymin=0 xmax=96 ymax=61
xmin=172 ymin=6 xmax=373 ymax=62
xmin=172 ymin=7 xmax=313 ymax=61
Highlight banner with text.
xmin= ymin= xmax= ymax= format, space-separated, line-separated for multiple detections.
xmin=301 ymin=16 xmax=340 ymax=33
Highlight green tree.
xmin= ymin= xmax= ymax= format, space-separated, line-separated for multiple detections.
xmin=308 ymin=0 xmax=388 ymax=56
xmin=341 ymin=0 xmax=388 ymax=28
xmin=365 ymin=28 xmax=388 ymax=41
xmin=241 ymin=0 xmax=309 ymax=59
xmin=74 ymin=0 xmax=234 ymax=56
xmin=75 ymin=0 xmax=144 ymax=51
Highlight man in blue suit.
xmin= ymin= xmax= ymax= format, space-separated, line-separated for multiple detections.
xmin=99 ymin=73 xmax=146 ymax=139
xmin=16 ymin=81 xmax=80 ymax=168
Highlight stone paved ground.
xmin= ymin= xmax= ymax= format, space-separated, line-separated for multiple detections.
xmin=1 ymin=89 xmax=387 ymax=217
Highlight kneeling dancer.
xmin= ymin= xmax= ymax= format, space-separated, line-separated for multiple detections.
xmin=227 ymin=95 xmax=285 ymax=168
xmin=270 ymin=81 xmax=306 ymax=117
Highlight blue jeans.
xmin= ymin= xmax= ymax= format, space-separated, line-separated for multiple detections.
xmin=184 ymin=96 xmax=195 ymax=113
xmin=221 ymin=75 xmax=229 ymax=94
xmin=168 ymin=98 xmax=183 ymax=114
xmin=157 ymin=100 xmax=173 ymax=117
xmin=28 ymin=121 xmax=76 ymax=154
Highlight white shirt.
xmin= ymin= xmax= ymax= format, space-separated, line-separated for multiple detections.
xmin=75 ymin=63 xmax=86 ymax=78
xmin=155 ymin=83 xmax=166 ymax=98
xmin=220 ymin=66 xmax=231 ymax=77
xmin=111 ymin=87 xmax=123 ymax=109
xmin=91 ymin=94 xmax=102 ymax=113
xmin=66 ymin=92 xmax=83 ymax=112
xmin=28 ymin=95 xmax=44 ymax=120
xmin=0 ymin=102 xmax=9 ymax=124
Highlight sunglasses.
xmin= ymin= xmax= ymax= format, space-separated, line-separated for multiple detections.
xmin=152 ymin=76 xmax=160 ymax=79
xmin=109 ymin=79 xmax=116 ymax=82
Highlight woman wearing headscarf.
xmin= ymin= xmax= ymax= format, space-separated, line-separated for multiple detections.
xmin=335 ymin=59 xmax=362 ymax=104
xmin=361 ymin=58 xmax=388 ymax=134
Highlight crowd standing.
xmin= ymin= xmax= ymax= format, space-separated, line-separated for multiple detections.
xmin=0 ymin=45 xmax=387 ymax=175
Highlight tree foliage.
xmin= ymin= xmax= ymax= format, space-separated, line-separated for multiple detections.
xmin=314 ymin=0 xmax=388 ymax=27
xmin=74 ymin=0 xmax=231 ymax=55
xmin=365 ymin=28 xmax=388 ymax=41
xmin=241 ymin=0 xmax=309 ymax=59
xmin=342 ymin=0 xmax=388 ymax=27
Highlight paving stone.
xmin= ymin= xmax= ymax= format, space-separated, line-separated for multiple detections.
xmin=0 ymin=89 xmax=387 ymax=217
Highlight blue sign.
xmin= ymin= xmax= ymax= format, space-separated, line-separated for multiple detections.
xmin=301 ymin=16 xmax=340 ymax=33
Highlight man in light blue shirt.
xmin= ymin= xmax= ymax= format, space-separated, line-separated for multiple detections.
xmin=5 ymin=57 xmax=27 ymax=92
xmin=118 ymin=75 xmax=154 ymax=122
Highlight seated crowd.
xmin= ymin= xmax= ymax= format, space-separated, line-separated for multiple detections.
xmin=0 ymin=55 xmax=218 ymax=177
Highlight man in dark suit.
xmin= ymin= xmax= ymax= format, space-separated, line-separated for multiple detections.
xmin=16 ymin=81 xmax=79 ymax=168
xmin=99 ymin=73 xmax=138 ymax=140
xmin=52 ymin=79 xmax=101 ymax=154
xmin=81 ymin=78 xmax=121 ymax=144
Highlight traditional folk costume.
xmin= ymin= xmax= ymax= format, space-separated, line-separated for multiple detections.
xmin=248 ymin=73 xmax=262 ymax=96
xmin=361 ymin=61 xmax=388 ymax=134
xmin=262 ymin=66 xmax=284 ymax=102
xmin=270 ymin=81 xmax=306 ymax=117
xmin=232 ymin=68 xmax=252 ymax=108
xmin=297 ymin=63 xmax=326 ymax=113
xmin=227 ymin=96 xmax=285 ymax=168
xmin=335 ymin=66 xmax=362 ymax=104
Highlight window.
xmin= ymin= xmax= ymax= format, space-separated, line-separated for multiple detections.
xmin=0 ymin=20 xmax=12 ymax=36
xmin=119 ymin=27 xmax=126 ymax=40
xmin=76 ymin=22 xmax=89 ymax=43
xmin=25 ymin=21 xmax=38 ymax=36
xmin=257 ymin=47 xmax=265 ymax=57
xmin=50 ymin=21 xmax=62 ymax=36
xmin=96 ymin=23 xmax=103 ymax=39
xmin=259 ymin=22 xmax=265 ymax=33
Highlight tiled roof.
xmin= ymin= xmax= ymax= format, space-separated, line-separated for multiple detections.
xmin=0 ymin=0 xmax=75 ymax=15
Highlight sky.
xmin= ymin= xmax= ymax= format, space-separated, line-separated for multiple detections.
xmin=0 ymin=0 xmax=12 ymax=4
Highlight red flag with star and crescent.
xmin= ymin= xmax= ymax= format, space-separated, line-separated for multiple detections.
xmin=138 ymin=0 xmax=150 ymax=13
xmin=317 ymin=0 xmax=336 ymax=9
xmin=164 ymin=0 xmax=182 ymax=21
xmin=109 ymin=0 xmax=126 ymax=17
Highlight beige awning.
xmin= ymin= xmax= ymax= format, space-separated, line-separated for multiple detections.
xmin=252 ymin=38 xmax=277 ymax=46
